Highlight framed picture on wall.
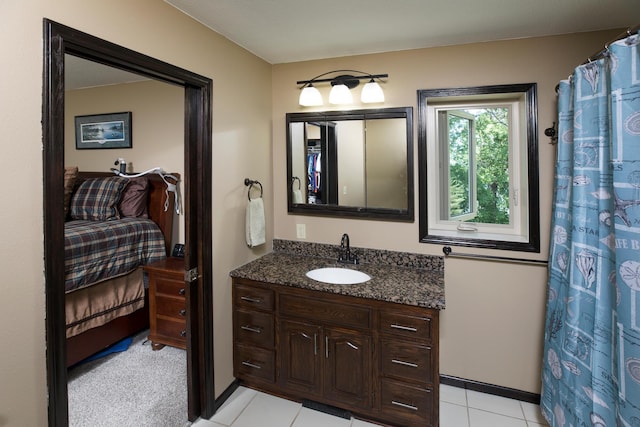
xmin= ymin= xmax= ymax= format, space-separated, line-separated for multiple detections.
xmin=75 ymin=111 xmax=132 ymax=149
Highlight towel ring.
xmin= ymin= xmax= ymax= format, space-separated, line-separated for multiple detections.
xmin=292 ymin=176 xmax=301 ymax=190
xmin=244 ymin=178 xmax=263 ymax=201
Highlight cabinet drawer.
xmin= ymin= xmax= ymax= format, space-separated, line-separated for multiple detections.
xmin=380 ymin=379 xmax=434 ymax=426
xmin=379 ymin=310 xmax=433 ymax=342
xmin=155 ymin=276 xmax=186 ymax=297
xmin=156 ymin=296 xmax=187 ymax=320
xmin=155 ymin=318 xmax=187 ymax=342
xmin=280 ymin=294 xmax=371 ymax=329
xmin=234 ymin=284 xmax=275 ymax=312
xmin=235 ymin=344 xmax=276 ymax=383
xmin=235 ymin=309 xmax=275 ymax=348
xmin=380 ymin=338 xmax=433 ymax=384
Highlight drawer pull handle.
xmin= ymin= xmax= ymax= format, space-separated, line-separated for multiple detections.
xmin=347 ymin=342 xmax=359 ymax=350
xmin=241 ymin=325 xmax=262 ymax=334
xmin=240 ymin=296 xmax=262 ymax=304
xmin=391 ymin=400 xmax=418 ymax=411
xmin=180 ymin=330 xmax=187 ymax=337
xmin=179 ymin=309 xmax=187 ymax=317
xmin=390 ymin=324 xmax=417 ymax=332
xmin=179 ymin=288 xmax=186 ymax=296
xmin=325 ymin=336 xmax=329 ymax=359
xmin=314 ymin=333 xmax=318 ymax=356
xmin=392 ymin=359 xmax=418 ymax=368
xmin=241 ymin=361 xmax=261 ymax=369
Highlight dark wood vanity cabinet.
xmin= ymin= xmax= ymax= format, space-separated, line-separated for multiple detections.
xmin=232 ymin=277 xmax=439 ymax=427
xmin=232 ymin=283 xmax=276 ymax=384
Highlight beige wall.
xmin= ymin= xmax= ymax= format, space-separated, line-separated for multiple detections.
xmin=1 ymin=0 xmax=271 ymax=425
xmin=66 ymin=80 xmax=186 ymax=245
xmin=272 ymin=30 xmax=620 ymax=394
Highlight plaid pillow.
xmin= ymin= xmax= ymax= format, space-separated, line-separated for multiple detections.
xmin=70 ymin=177 xmax=128 ymax=221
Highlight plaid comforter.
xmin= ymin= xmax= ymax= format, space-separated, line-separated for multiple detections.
xmin=65 ymin=217 xmax=166 ymax=292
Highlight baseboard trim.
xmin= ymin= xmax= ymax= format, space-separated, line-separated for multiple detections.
xmin=440 ymin=375 xmax=540 ymax=404
xmin=214 ymin=379 xmax=242 ymax=412
xmin=214 ymin=376 xmax=540 ymax=413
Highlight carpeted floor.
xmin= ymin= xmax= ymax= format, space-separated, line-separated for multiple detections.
xmin=67 ymin=330 xmax=190 ymax=427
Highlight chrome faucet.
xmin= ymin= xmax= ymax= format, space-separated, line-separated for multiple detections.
xmin=338 ymin=233 xmax=359 ymax=264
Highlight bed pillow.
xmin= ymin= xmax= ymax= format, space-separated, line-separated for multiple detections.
xmin=70 ymin=177 xmax=128 ymax=221
xmin=64 ymin=166 xmax=79 ymax=219
xmin=119 ymin=177 xmax=149 ymax=218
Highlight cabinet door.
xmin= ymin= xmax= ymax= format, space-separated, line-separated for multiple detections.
xmin=323 ymin=328 xmax=372 ymax=409
xmin=280 ymin=320 xmax=322 ymax=396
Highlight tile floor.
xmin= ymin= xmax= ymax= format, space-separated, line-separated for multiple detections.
xmin=192 ymin=385 xmax=549 ymax=427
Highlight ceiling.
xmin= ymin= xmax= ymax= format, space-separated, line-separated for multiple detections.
xmin=165 ymin=0 xmax=640 ymax=64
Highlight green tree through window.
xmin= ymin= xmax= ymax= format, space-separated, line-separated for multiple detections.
xmin=447 ymin=108 xmax=509 ymax=225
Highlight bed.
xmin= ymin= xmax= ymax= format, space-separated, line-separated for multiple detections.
xmin=64 ymin=169 xmax=179 ymax=367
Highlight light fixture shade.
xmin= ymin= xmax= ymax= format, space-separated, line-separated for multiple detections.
xmin=329 ymin=84 xmax=353 ymax=105
xmin=299 ymin=85 xmax=323 ymax=106
xmin=361 ymin=80 xmax=384 ymax=103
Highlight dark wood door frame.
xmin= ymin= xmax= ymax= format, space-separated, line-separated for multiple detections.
xmin=43 ymin=19 xmax=214 ymax=426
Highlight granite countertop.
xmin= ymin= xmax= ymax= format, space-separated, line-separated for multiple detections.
xmin=230 ymin=249 xmax=445 ymax=310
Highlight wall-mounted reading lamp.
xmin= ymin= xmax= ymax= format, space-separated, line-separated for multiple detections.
xmin=297 ymin=69 xmax=387 ymax=106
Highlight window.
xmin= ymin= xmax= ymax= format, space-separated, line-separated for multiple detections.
xmin=439 ymin=109 xmax=477 ymax=222
xmin=418 ymin=84 xmax=540 ymax=252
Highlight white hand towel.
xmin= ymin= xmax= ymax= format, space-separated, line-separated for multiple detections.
xmin=292 ymin=189 xmax=303 ymax=204
xmin=246 ymin=197 xmax=266 ymax=248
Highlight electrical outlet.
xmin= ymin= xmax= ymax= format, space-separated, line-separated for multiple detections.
xmin=296 ymin=224 xmax=306 ymax=239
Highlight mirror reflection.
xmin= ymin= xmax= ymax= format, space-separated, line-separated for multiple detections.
xmin=287 ymin=107 xmax=413 ymax=221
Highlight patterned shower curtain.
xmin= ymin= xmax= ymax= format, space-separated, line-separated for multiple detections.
xmin=541 ymin=32 xmax=640 ymax=426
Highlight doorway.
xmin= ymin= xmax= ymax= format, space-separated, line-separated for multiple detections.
xmin=43 ymin=19 xmax=215 ymax=426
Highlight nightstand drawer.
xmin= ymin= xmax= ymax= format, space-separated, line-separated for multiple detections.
xmin=156 ymin=296 xmax=187 ymax=320
xmin=156 ymin=318 xmax=187 ymax=342
xmin=234 ymin=344 xmax=275 ymax=383
xmin=155 ymin=276 xmax=186 ymax=297
xmin=234 ymin=284 xmax=275 ymax=312
xmin=235 ymin=309 xmax=274 ymax=348
xmin=380 ymin=338 xmax=433 ymax=384
xmin=380 ymin=379 xmax=434 ymax=426
xmin=380 ymin=310 xmax=433 ymax=342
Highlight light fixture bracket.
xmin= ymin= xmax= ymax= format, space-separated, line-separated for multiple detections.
xmin=330 ymin=75 xmax=361 ymax=89
xmin=297 ymin=69 xmax=387 ymax=88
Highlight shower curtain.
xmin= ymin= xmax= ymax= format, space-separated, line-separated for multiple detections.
xmin=541 ymin=32 xmax=640 ymax=426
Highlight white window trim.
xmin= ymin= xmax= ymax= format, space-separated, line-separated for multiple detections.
xmin=426 ymin=97 xmax=530 ymax=244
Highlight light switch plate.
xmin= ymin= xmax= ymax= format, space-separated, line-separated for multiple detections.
xmin=296 ymin=224 xmax=306 ymax=239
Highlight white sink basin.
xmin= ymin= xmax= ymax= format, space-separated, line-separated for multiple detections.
xmin=306 ymin=267 xmax=371 ymax=285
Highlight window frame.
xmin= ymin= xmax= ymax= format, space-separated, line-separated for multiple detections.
xmin=418 ymin=83 xmax=540 ymax=253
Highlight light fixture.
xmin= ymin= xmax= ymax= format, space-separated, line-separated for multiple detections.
xmin=361 ymin=78 xmax=385 ymax=103
xmin=297 ymin=69 xmax=387 ymax=107
xmin=299 ymin=84 xmax=323 ymax=106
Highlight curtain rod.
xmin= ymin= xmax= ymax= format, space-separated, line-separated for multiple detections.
xmin=582 ymin=23 xmax=640 ymax=64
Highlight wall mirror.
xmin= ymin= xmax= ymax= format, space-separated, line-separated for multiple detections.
xmin=418 ymin=84 xmax=540 ymax=252
xmin=286 ymin=107 xmax=414 ymax=221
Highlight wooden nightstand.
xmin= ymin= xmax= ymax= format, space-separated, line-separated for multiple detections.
xmin=144 ymin=257 xmax=187 ymax=350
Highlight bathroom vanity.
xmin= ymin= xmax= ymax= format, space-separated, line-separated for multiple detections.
xmin=230 ymin=240 xmax=445 ymax=427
